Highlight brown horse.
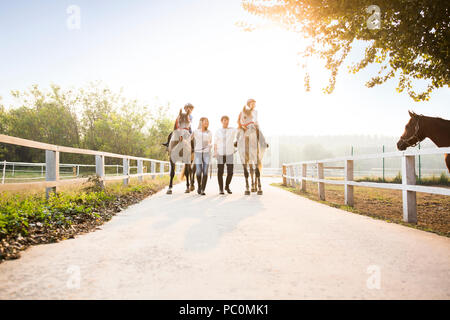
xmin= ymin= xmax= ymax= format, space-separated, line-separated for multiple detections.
xmin=397 ymin=111 xmax=450 ymax=172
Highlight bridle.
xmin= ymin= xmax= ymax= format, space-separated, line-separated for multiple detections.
xmin=399 ymin=118 xmax=423 ymax=148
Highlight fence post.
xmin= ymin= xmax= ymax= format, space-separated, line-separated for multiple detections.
xmin=317 ymin=162 xmax=325 ymax=201
xmin=151 ymin=161 xmax=156 ymax=179
xmin=418 ymin=142 xmax=421 ymax=182
xmin=290 ymin=166 xmax=295 ymax=187
xmin=95 ymin=155 xmax=105 ymax=188
xmin=137 ymin=159 xmax=143 ymax=182
xmin=293 ymin=165 xmax=299 ymax=186
xmin=382 ymin=145 xmax=385 ymax=182
xmin=402 ymin=155 xmax=417 ymax=223
xmin=287 ymin=165 xmax=292 ymax=187
xmin=282 ymin=164 xmax=287 ymax=185
xmin=160 ymin=162 xmax=165 ymax=177
xmin=301 ymin=163 xmax=307 ymax=192
xmin=123 ymin=158 xmax=130 ymax=186
xmin=345 ymin=159 xmax=354 ymax=206
xmin=45 ymin=150 xmax=59 ymax=199
xmin=2 ymin=160 xmax=6 ymax=184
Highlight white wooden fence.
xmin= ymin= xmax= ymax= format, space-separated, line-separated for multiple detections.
xmin=0 ymin=161 xmax=143 ymax=182
xmin=282 ymin=147 xmax=450 ymax=224
xmin=0 ymin=134 xmax=176 ymax=197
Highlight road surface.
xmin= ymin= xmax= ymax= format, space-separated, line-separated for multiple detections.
xmin=0 ymin=177 xmax=449 ymax=299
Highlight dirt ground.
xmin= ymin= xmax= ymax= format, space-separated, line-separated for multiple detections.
xmin=276 ymin=181 xmax=450 ymax=237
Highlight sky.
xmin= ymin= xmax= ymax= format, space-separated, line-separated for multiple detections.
xmin=0 ymin=0 xmax=449 ymax=138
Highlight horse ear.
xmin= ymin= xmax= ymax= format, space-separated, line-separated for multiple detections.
xmin=408 ymin=110 xmax=415 ymax=118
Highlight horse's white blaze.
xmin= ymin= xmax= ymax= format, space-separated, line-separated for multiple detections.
xmin=169 ymin=129 xmax=192 ymax=164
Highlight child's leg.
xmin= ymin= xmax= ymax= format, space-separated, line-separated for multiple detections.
xmin=163 ymin=131 xmax=173 ymax=147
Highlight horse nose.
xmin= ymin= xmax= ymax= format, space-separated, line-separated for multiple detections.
xmin=397 ymin=140 xmax=405 ymax=150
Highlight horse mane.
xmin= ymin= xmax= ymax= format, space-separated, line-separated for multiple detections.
xmin=243 ymin=105 xmax=251 ymax=116
xmin=417 ymin=113 xmax=450 ymax=125
xmin=410 ymin=110 xmax=449 ymax=124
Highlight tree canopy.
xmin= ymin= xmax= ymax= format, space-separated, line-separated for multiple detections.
xmin=0 ymin=83 xmax=173 ymax=163
xmin=242 ymin=0 xmax=450 ymax=101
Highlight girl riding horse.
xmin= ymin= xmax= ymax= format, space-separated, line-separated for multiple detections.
xmin=236 ymin=99 xmax=268 ymax=195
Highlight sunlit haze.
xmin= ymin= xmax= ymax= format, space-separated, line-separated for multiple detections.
xmin=0 ymin=0 xmax=448 ymax=137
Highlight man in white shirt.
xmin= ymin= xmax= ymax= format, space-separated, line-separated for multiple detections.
xmin=214 ymin=116 xmax=237 ymax=194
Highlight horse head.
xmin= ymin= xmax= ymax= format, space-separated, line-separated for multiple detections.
xmin=177 ymin=108 xmax=191 ymax=130
xmin=397 ymin=110 xmax=425 ymax=150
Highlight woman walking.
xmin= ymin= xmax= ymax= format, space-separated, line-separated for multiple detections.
xmin=192 ymin=117 xmax=212 ymax=195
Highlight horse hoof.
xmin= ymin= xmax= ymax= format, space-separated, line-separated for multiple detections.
xmin=185 ymin=189 xmax=190 ymax=193
xmin=190 ymin=185 xmax=195 ymax=191
xmin=166 ymin=189 xmax=172 ymax=195
xmin=251 ymin=188 xmax=257 ymax=193
xmin=257 ymin=190 xmax=263 ymax=195
xmin=245 ymin=190 xmax=250 ymax=195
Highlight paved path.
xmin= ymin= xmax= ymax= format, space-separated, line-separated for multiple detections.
xmin=1 ymin=177 xmax=449 ymax=299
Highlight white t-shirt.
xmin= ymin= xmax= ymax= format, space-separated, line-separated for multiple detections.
xmin=215 ymin=127 xmax=237 ymax=156
xmin=192 ymin=129 xmax=212 ymax=153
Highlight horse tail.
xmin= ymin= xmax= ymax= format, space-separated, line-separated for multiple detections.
xmin=179 ymin=164 xmax=186 ymax=181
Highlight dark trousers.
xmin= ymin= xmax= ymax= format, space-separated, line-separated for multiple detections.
xmin=217 ymin=155 xmax=233 ymax=191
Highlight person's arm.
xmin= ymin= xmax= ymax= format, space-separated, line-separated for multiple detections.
xmin=208 ymin=131 xmax=213 ymax=153
xmin=253 ymin=110 xmax=259 ymax=126
xmin=213 ymin=130 xmax=218 ymax=157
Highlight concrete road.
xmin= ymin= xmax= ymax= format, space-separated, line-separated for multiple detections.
xmin=0 ymin=177 xmax=449 ymax=299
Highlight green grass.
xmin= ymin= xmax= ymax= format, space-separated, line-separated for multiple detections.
xmin=0 ymin=176 xmax=171 ymax=239
xmin=356 ymin=172 xmax=449 ymax=186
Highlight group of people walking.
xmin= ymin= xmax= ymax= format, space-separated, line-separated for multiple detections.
xmin=164 ymin=99 xmax=266 ymax=195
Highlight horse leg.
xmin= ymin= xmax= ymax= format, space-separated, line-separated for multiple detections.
xmin=190 ymin=163 xmax=196 ymax=191
xmin=166 ymin=160 xmax=175 ymax=194
xmin=243 ymin=164 xmax=250 ymax=195
xmin=250 ymin=164 xmax=256 ymax=192
xmin=446 ymin=154 xmax=450 ymax=173
xmin=256 ymin=163 xmax=263 ymax=195
xmin=184 ymin=165 xmax=190 ymax=193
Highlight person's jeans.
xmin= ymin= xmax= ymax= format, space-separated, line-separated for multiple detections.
xmin=217 ymin=155 xmax=233 ymax=190
xmin=194 ymin=152 xmax=210 ymax=181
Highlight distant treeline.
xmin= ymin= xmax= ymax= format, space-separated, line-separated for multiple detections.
xmin=0 ymin=83 xmax=173 ymax=164
xmin=274 ymin=135 xmax=448 ymax=173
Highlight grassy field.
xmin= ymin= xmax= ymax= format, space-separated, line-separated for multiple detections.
xmin=0 ymin=175 xmax=172 ymax=261
xmin=356 ymin=172 xmax=450 ymax=186
xmin=274 ymin=181 xmax=450 ymax=237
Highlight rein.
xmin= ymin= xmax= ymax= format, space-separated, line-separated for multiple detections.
xmin=242 ymin=121 xmax=255 ymax=128
xmin=399 ymin=120 xmax=422 ymax=147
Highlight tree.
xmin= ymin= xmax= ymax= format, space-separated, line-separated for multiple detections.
xmin=145 ymin=105 xmax=173 ymax=161
xmin=242 ymin=0 xmax=450 ymax=101
xmin=5 ymin=85 xmax=80 ymax=162
xmin=0 ymin=102 xmax=8 ymax=160
xmin=1 ymin=83 xmax=173 ymax=164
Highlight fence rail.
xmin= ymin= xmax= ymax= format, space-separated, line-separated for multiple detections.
xmin=0 ymin=134 xmax=173 ymax=196
xmin=282 ymin=147 xmax=450 ymax=224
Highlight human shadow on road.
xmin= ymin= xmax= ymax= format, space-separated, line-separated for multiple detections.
xmin=150 ymin=192 xmax=265 ymax=252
